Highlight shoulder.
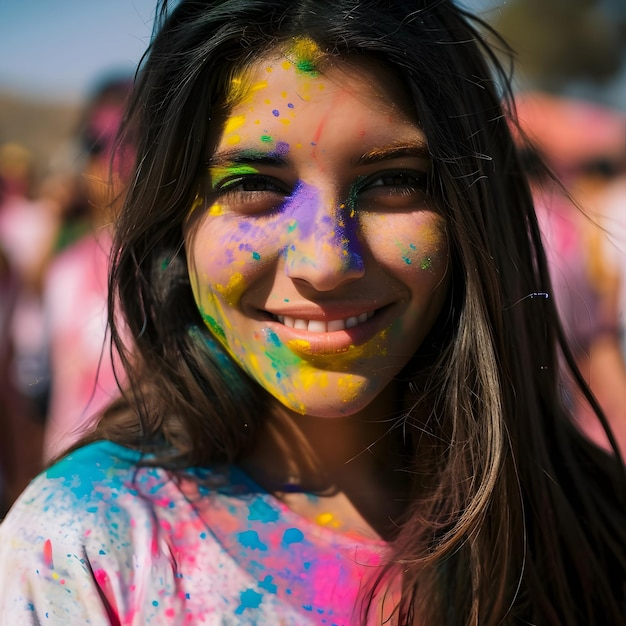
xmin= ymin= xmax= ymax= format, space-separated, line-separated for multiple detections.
xmin=0 ymin=441 xmax=152 ymax=622
xmin=0 ymin=441 xmax=144 ymax=539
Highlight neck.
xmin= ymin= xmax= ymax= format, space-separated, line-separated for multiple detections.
xmin=240 ymin=381 xmax=413 ymax=538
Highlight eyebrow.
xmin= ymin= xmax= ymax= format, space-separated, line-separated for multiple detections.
xmin=208 ymin=149 xmax=287 ymax=169
xmin=356 ymin=144 xmax=430 ymax=165
xmin=208 ymin=142 xmax=431 ymax=169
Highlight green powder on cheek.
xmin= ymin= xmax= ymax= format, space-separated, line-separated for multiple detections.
xmin=420 ymin=256 xmax=433 ymax=270
xmin=202 ymin=314 xmax=227 ymax=343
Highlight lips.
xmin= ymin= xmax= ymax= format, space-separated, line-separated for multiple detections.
xmin=275 ymin=311 xmax=375 ymax=333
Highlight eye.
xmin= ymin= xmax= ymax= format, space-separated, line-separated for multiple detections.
xmin=356 ymin=169 xmax=430 ymax=210
xmin=212 ymin=175 xmax=291 ymax=215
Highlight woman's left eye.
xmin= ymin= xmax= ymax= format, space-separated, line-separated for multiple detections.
xmin=362 ymin=171 xmax=426 ymax=192
xmin=355 ymin=170 xmax=430 ymax=210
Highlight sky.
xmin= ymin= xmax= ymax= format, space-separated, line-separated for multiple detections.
xmin=0 ymin=0 xmax=157 ymax=102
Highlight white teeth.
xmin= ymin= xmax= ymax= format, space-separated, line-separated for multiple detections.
xmin=306 ymin=320 xmax=326 ymax=333
xmin=345 ymin=316 xmax=359 ymax=329
xmin=274 ymin=310 xmax=375 ymax=333
xmin=327 ymin=319 xmax=346 ymax=332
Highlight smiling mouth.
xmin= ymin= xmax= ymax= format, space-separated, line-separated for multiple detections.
xmin=273 ymin=311 xmax=376 ymax=333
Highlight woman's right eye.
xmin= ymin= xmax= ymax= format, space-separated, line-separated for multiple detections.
xmin=213 ymin=175 xmax=290 ymax=215
xmin=218 ymin=175 xmax=287 ymax=194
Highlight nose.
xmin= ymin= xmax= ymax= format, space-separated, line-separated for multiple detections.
xmin=283 ymin=187 xmax=365 ymax=291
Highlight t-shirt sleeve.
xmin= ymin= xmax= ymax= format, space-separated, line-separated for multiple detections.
xmin=0 ymin=476 xmax=114 ymax=625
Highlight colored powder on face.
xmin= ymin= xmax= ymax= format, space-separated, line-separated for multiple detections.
xmin=226 ymin=76 xmax=268 ymax=107
xmin=260 ymin=135 xmax=273 ymax=143
xmin=224 ymin=114 xmax=246 ymax=135
xmin=201 ymin=313 xmax=226 ymax=343
xmin=286 ymin=327 xmax=389 ymax=368
xmin=270 ymin=141 xmax=290 ymax=157
xmin=264 ymin=328 xmax=283 ymax=349
xmin=420 ymin=256 xmax=433 ymax=270
xmin=281 ymin=180 xmax=320 ymax=239
xmin=289 ymin=37 xmax=321 ymax=76
xmin=337 ymin=374 xmax=366 ymax=403
xmin=214 ymin=272 xmax=246 ymax=306
xmin=252 ymin=251 xmax=261 ymax=260
xmin=208 ymin=203 xmax=223 ymax=217
xmin=346 ymin=176 xmax=366 ymax=218
xmin=272 ymin=109 xmax=280 ymax=117
xmin=209 ymin=163 xmax=259 ymax=188
xmin=334 ymin=205 xmax=364 ymax=273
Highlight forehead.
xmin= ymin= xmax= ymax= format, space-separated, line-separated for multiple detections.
xmin=225 ymin=38 xmax=417 ymax=123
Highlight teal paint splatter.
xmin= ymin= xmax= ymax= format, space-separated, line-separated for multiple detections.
xmin=252 ymin=251 xmax=261 ymax=261
xmin=282 ymin=527 xmax=304 ymax=546
xmin=235 ymin=589 xmax=263 ymax=614
xmin=402 ymin=256 xmax=412 ymax=265
xmin=238 ymin=530 xmax=268 ymax=551
xmin=258 ymin=575 xmax=277 ymax=594
xmin=264 ymin=328 xmax=283 ymax=349
xmin=248 ymin=499 xmax=280 ymax=523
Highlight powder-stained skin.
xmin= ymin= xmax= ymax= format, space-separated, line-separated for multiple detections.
xmin=186 ymin=42 xmax=449 ymax=417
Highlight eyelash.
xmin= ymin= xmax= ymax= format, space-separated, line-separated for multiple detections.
xmin=211 ymin=168 xmax=429 ymax=215
xmin=358 ymin=169 xmax=429 ymax=195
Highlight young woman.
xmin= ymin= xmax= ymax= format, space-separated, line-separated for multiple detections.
xmin=0 ymin=1 xmax=624 ymax=624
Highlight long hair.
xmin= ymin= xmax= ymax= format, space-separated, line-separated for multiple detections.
xmin=82 ymin=1 xmax=625 ymax=623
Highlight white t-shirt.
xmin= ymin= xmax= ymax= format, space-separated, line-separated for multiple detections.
xmin=0 ymin=441 xmax=391 ymax=625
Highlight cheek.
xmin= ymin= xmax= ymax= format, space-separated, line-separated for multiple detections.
xmin=362 ymin=212 xmax=448 ymax=280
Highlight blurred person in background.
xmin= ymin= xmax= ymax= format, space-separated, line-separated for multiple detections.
xmin=0 ymin=147 xmax=52 ymax=514
xmin=516 ymin=92 xmax=626 ymax=455
xmin=41 ymin=74 xmax=134 ymax=462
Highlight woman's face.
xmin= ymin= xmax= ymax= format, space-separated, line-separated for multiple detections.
xmin=185 ymin=42 xmax=450 ymax=417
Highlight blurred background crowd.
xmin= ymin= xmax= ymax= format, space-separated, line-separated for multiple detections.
xmin=0 ymin=0 xmax=625 ymax=516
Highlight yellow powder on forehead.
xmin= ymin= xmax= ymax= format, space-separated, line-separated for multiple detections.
xmin=225 ymin=73 xmax=269 ymax=108
xmin=223 ymin=114 xmax=246 ymax=135
xmin=285 ymin=37 xmax=323 ymax=76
